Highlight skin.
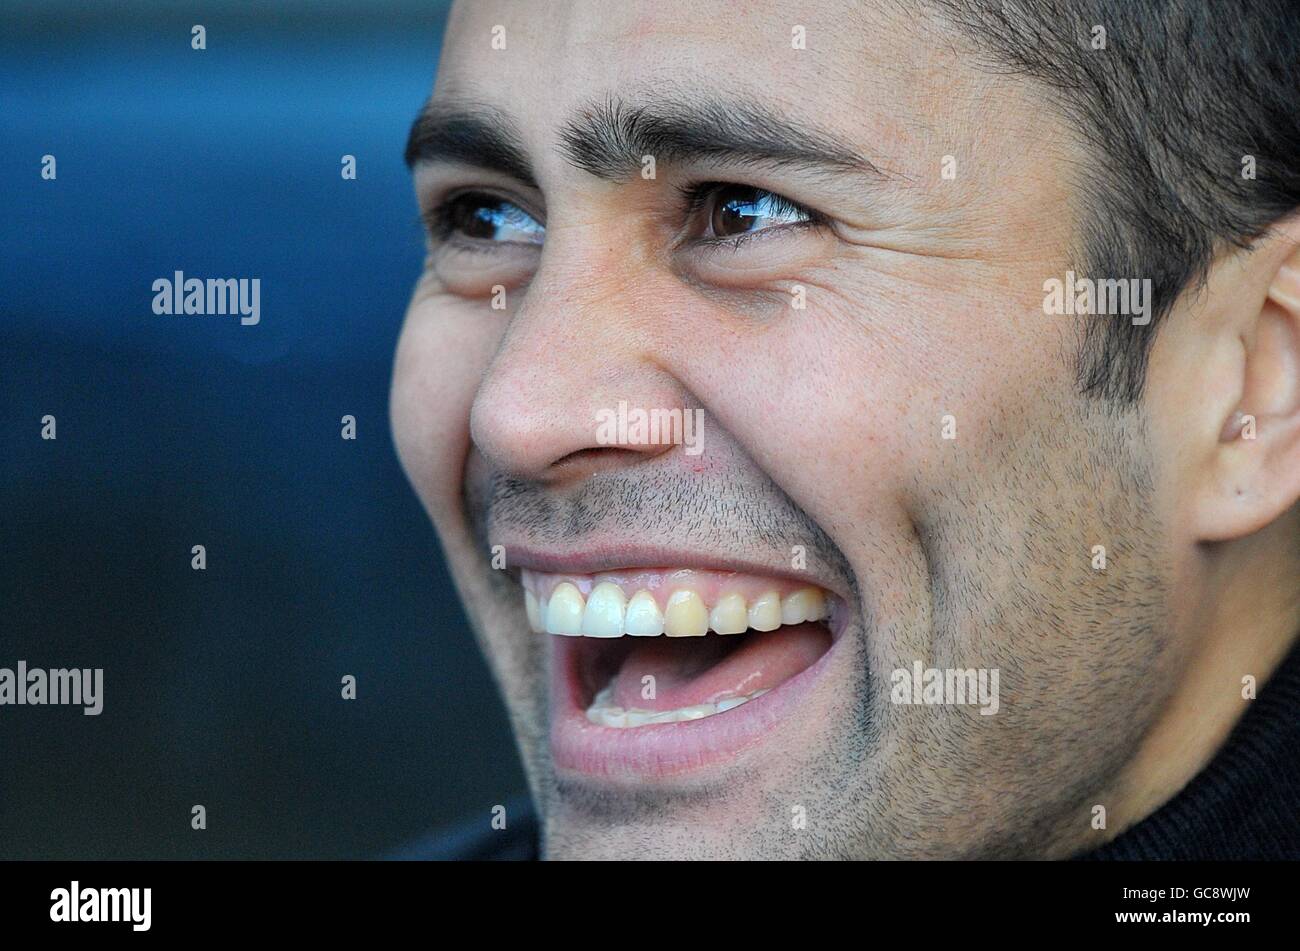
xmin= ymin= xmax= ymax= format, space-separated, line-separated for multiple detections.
xmin=390 ymin=0 xmax=1300 ymax=858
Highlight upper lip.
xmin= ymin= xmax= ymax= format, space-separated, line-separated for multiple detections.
xmin=498 ymin=541 xmax=849 ymax=601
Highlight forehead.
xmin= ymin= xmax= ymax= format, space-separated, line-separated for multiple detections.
xmin=427 ymin=0 xmax=1077 ymax=276
xmin=435 ymin=0 xmax=1003 ymax=177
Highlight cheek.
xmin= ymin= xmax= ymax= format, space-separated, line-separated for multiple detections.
xmin=390 ymin=291 xmax=500 ymax=523
xmin=662 ymin=279 xmax=1066 ymax=579
xmin=664 ymin=291 xmax=933 ymax=522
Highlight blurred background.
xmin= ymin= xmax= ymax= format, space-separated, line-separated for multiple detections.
xmin=0 ymin=0 xmax=529 ymax=858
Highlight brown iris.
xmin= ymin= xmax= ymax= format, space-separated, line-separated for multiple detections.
xmin=708 ymin=185 xmax=806 ymax=238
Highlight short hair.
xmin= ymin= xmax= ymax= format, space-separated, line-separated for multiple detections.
xmin=929 ymin=0 xmax=1300 ymax=402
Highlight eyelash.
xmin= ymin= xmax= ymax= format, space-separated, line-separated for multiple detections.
xmin=419 ymin=182 xmax=826 ymax=251
xmin=417 ymin=194 xmax=507 ymax=244
xmin=674 ymin=181 xmax=809 ymax=220
xmin=418 ymin=216 xmax=496 ymax=255
xmin=677 ymin=181 xmax=826 ymax=251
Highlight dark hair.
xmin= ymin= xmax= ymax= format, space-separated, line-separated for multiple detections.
xmin=930 ymin=0 xmax=1300 ymax=401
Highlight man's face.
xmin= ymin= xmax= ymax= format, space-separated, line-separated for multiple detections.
xmin=391 ymin=0 xmax=1184 ymax=858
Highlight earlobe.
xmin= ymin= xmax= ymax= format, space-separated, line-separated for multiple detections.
xmin=1196 ymin=245 xmax=1300 ymax=542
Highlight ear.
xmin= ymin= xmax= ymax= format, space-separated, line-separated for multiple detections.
xmin=1193 ymin=228 xmax=1300 ymax=542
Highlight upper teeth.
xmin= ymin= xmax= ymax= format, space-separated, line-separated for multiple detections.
xmin=524 ymin=583 xmax=829 ymax=637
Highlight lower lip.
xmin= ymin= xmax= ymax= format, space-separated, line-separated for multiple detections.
xmin=548 ymin=616 xmax=850 ymax=781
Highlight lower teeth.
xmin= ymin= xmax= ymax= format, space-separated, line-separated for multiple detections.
xmin=585 ymin=683 xmax=770 ymax=728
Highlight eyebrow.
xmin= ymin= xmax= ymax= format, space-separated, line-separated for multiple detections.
xmin=559 ymin=96 xmax=885 ymax=182
xmin=404 ymin=100 xmax=537 ymax=186
xmin=404 ymin=93 xmax=886 ymax=187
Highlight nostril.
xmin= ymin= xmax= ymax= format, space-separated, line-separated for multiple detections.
xmin=551 ymin=446 xmax=656 ymax=479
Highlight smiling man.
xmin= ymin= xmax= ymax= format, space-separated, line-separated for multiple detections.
xmin=390 ymin=0 xmax=1300 ymax=859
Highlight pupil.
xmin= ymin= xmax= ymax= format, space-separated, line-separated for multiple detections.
xmin=454 ymin=197 xmax=501 ymax=239
xmin=712 ymin=186 xmax=759 ymax=237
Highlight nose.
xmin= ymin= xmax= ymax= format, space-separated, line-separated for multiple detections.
xmin=469 ymin=253 xmax=688 ymax=484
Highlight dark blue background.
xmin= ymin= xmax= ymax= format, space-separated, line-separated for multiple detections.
xmin=0 ymin=0 xmax=526 ymax=858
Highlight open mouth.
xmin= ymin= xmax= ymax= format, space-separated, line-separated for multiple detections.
xmin=522 ymin=568 xmax=841 ymax=731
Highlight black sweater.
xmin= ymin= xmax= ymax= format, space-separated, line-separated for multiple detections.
xmin=1078 ymin=638 xmax=1300 ymax=860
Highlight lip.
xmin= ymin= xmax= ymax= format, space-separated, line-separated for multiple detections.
xmin=501 ymin=541 xmax=851 ymax=603
xmin=547 ymin=593 xmax=853 ymax=781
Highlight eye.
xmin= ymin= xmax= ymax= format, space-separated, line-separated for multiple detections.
xmin=696 ymin=184 xmax=818 ymax=239
xmin=433 ymin=192 xmax=544 ymax=245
